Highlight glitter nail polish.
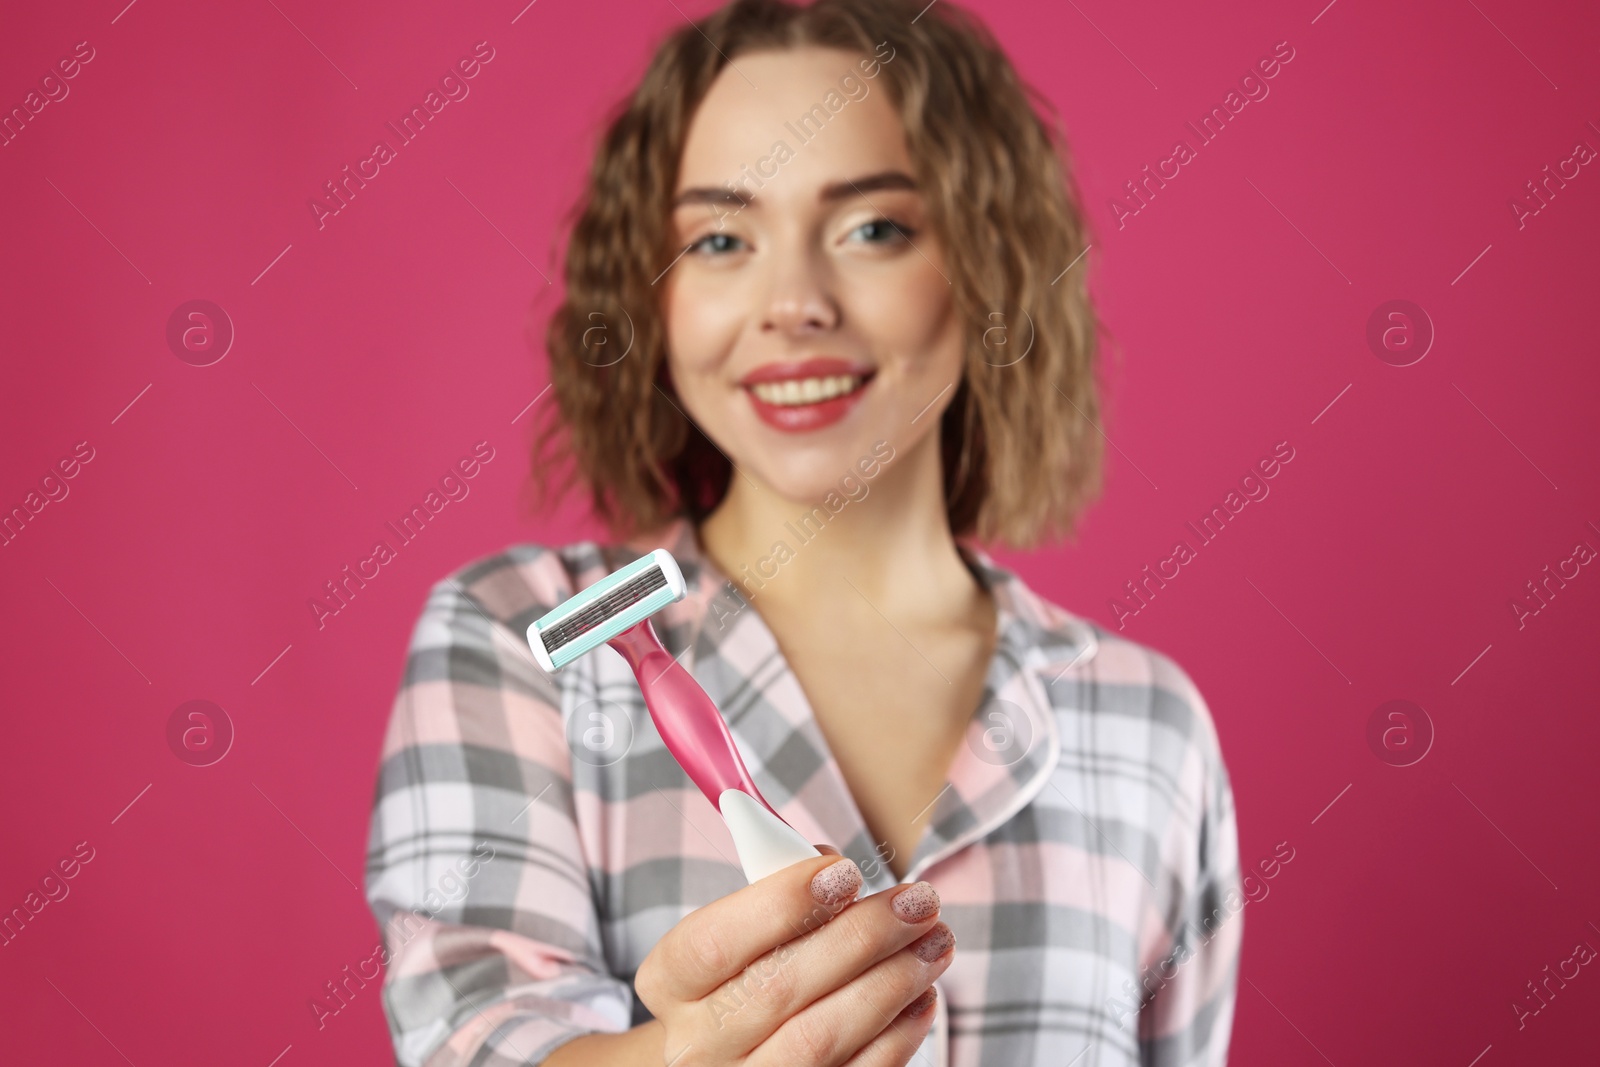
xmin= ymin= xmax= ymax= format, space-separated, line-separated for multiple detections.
xmin=910 ymin=921 xmax=956 ymax=963
xmin=810 ymin=858 xmax=863 ymax=906
xmin=905 ymin=987 xmax=938 ymax=1018
xmin=891 ymin=881 xmax=940 ymax=923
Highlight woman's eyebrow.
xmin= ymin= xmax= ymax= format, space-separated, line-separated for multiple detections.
xmin=671 ymin=186 xmax=747 ymax=210
xmin=819 ymin=169 xmax=918 ymax=202
xmin=670 ymin=169 xmax=919 ymax=210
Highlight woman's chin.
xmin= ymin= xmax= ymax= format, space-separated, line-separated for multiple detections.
xmin=752 ymin=474 xmax=857 ymax=507
xmin=726 ymin=450 xmax=892 ymax=515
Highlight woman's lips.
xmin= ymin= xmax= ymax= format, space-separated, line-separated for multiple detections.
xmin=739 ymin=356 xmax=874 ymax=385
xmin=740 ymin=357 xmax=875 ymax=433
xmin=745 ymin=374 xmax=871 ymax=432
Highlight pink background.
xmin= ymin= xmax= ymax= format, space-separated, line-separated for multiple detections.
xmin=3 ymin=0 xmax=1598 ymax=1063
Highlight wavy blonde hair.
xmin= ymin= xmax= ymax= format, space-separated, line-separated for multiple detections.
xmin=529 ymin=0 xmax=1104 ymax=549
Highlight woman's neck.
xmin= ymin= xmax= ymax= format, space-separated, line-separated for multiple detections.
xmin=696 ymin=430 xmax=990 ymax=630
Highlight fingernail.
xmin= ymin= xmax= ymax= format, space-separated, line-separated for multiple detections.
xmin=905 ymin=987 xmax=937 ymax=1018
xmin=891 ymin=881 xmax=940 ymax=924
xmin=909 ymin=921 xmax=956 ymax=963
xmin=810 ymin=858 xmax=862 ymax=906
xmin=815 ymin=843 xmax=841 ymax=856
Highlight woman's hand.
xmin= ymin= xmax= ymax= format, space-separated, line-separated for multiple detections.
xmin=633 ymin=845 xmax=955 ymax=1066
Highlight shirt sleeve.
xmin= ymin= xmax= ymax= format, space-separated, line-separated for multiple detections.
xmin=364 ymin=572 xmax=635 ymax=1067
xmin=1140 ymin=654 xmax=1244 ymax=1066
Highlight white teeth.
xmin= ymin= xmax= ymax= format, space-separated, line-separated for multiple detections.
xmin=751 ymin=374 xmax=863 ymax=406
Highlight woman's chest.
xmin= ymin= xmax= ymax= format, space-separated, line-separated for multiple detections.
xmin=783 ymin=628 xmax=995 ymax=880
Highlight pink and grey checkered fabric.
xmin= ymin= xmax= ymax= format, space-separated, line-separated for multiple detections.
xmin=364 ymin=516 xmax=1242 ymax=1066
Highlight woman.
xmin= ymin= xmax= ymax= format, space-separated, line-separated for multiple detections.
xmin=363 ymin=1 xmax=1243 ymax=1064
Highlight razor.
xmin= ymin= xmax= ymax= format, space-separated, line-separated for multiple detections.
xmin=526 ymin=548 xmax=822 ymax=884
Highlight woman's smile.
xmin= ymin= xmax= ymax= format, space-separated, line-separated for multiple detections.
xmin=739 ymin=356 xmax=878 ymax=432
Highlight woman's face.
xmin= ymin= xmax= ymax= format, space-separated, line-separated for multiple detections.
xmin=661 ymin=46 xmax=964 ymax=505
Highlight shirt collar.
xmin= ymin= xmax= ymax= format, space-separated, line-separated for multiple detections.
xmin=621 ymin=515 xmax=1099 ymax=887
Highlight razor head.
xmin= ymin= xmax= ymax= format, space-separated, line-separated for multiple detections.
xmin=526 ymin=548 xmax=687 ymax=673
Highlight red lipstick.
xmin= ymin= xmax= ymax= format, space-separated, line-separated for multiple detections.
xmin=739 ymin=357 xmax=875 ymax=433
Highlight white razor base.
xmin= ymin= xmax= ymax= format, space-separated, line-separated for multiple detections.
xmin=718 ymin=789 xmax=822 ymax=884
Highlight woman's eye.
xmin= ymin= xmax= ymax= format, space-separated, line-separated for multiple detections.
xmin=849 ymin=217 xmax=915 ymax=244
xmin=687 ymin=231 xmax=746 ymax=256
xmin=684 ymin=218 xmax=914 ymax=256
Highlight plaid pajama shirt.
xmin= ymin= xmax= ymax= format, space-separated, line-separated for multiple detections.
xmin=363 ymin=516 xmax=1242 ymax=1067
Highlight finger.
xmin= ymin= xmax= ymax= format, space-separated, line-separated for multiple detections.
xmin=722 ymin=881 xmax=941 ymax=1032
xmin=730 ymin=891 xmax=950 ymax=1062
xmin=816 ymin=843 xmax=841 ymax=856
xmin=648 ymin=852 xmax=863 ymax=1004
xmin=840 ymin=987 xmax=938 ymax=1067
xmin=751 ymin=924 xmax=951 ymax=1067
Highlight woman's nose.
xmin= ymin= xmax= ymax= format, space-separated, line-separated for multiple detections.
xmin=761 ymin=253 xmax=840 ymax=336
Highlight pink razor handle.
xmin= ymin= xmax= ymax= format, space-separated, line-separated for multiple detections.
xmin=607 ymin=619 xmax=821 ymax=883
